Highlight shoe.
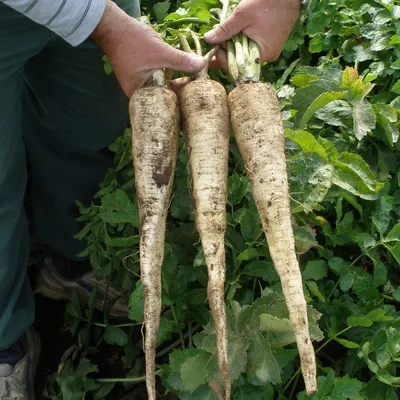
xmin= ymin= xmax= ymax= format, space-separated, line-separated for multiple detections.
xmin=0 ymin=327 xmax=41 ymax=399
xmin=35 ymin=257 xmax=129 ymax=319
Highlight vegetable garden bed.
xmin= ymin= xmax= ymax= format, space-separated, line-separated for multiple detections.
xmin=36 ymin=0 xmax=400 ymax=399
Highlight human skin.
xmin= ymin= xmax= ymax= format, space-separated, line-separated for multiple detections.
xmin=91 ymin=0 xmax=206 ymax=97
xmin=204 ymin=0 xmax=301 ymax=67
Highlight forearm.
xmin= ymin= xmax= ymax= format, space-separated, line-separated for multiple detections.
xmin=0 ymin=0 xmax=107 ymax=46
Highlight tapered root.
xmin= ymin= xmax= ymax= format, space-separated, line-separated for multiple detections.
xmin=129 ymin=86 xmax=180 ymax=400
xmin=228 ymin=83 xmax=317 ymax=395
xmin=179 ymin=80 xmax=231 ymax=398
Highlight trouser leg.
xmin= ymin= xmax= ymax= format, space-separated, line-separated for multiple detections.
xmin=22 ymin=0 xmax=139 ymax=261
xmin=0 ymin=3 xmax=52 ymax=349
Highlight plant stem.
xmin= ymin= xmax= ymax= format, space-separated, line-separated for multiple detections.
xmin=149 ymin=69 xmax=166 ymax=87
xmin=381 ymin=293 xmax=395 ymax=301
xmin=162 ymin=273 xmax=185 ymax=349
xmin=233 ymin=35 xmax=245 ymax=74
xmin=188 ymin=322 xmax=193 ymax=348
xmin=167 ymin=17 xmax=209 ymax=26
xmin=283 ymin=325 xmax=354 ymax=393
xmin=191 ymin=31 xmax=202 ymax=56
xmin=156 ymin=325 xmax=201 ymax=358
xmin=179 ymin=34 xmax=193 ymax=53
xmin=92 ymin=321 xmax=142 ymax=328
xmin=220 ymin=0 xmax=230 ymax=24
xmin=327 ymin=255 xmax=362 ymax=300
xmin=289 ymin=372 xmax=300 ymax=399
xmin=96 ymin=370 xmax=161 ymax=383
xmin=242 ymin=34 xmax=249 ymax=61
xmin=227 ymin=41 xmax=239 ymax=82
xmin=316 ymin=326 xmax=353 ymax=354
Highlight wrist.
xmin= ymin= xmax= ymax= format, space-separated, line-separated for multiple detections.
xmin=91 ymin=0 xmax=132 ymax=54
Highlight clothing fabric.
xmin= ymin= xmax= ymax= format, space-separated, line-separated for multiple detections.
xmin=0 ymin=0 xmax=139 ymax=349
xmin=0 ymin=0 xmax=106 ymax=46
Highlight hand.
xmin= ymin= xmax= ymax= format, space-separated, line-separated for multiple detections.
xmin=204 ymin=0 xmax=300 ymax=67
xmin=91 ymin=0 xmax=206 ymax=97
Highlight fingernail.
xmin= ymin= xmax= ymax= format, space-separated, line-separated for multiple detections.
xmin=204 ymin=31 xmax=217 ymax=42
xmin=190 ymin=55 xmax=206 ymax=69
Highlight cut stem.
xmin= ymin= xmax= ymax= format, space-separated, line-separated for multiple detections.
xmin=227 ymin=35 xmax=261 ymax=84
xmin=220 ymin=0 xmax=230 ymax=24
xmin=179 ymin=34 xmax=193 ymax=54
xmin=191 ymin=31 xmax=202 ymax=56
xmin=227 ymin=41 xmax=239 ymax=82
xmin=148 ymin=69 xmax=166 ymax=87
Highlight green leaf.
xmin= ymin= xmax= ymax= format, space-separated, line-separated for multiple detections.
xmin=334 ymin=338 xmax=359 ymax=349
xmin=93 ymin=383 xmax=115 ymax=400
xmin=372 ymin=195 xmax=394 ymax=235
xmin=377 ymin=370 xmax=400 ymax=386
xmin=228 ymin=173 xmax=249 ymax=205
xmin=181 ymin=352 xmax=210 ymax=393
xmin=239 ymin=209 xmax=262 ymax=243
xmin=193 ymin=248 xmax=206 ymax=267
xmin=259 ymin=314 xmax=295 ymax=347
xmin=246 ymin=331 xmax=281 ymax=384
xmin=332 ymin=375 xmax=363 ymax=398
xmin=286 ymin=129 xmax=327 ymax=159
xmin=391 ymin=79 xmax=400 ymax=94
xmin=294 ymin=226 xmax=319 ymax=253
xmin=352 ymin=100 xmax=376 ymax=140
xmin=300 ymin=91 xmax=347 ymax=129
xmin=306 ymin=280 xmax=326 ymax=303
xmin=102 ymin=55 xmax=113 ymax=75
xmin=167 ymin=349 xmax=200 ymax=392
xmin=242 ymin=260 xmax=277 ymax=281
xmin=128 ymin=281 xmax=144 ymax=322
xmin=237 ymin=247 xmax=259 ymax=261
xmin=373 ymin=261 xmax=387 ymax=287
xmin=66 ymin=290 xmax=82 ymax=319
xmin=365 ymin=309 xmax=393 ymax=323
xmin=105 ymin=236 xmax=139 ymax=247
xmin=385 ymin=388 xmax=398 ymax=400
xmin=303 ymin=260 xmax=328 ymax=281
xmin=157 ymin=316 xmax=177 ymax=345
xmin=332 ymin=152 xmax=383 ymax=200
xmin=228 ymin=331 xmax=250 ymax=381
xmin=103 ymin=326 xmax=128 ymax=346
xmin=318 ymin=137 xmax=339 ymax=161
xmin=386 ymin=327 xmax=400 ymax=358
xmin=385 ymin=222 xmax=400 ymax=242
xmin=374 ymin=104 xmax=399 ymax=144
xmin=234 ymin=383 xmax=274 ymax=399
xmin=100 ymin=189 xmax=139 ymax=227
xmin=153 ymin=0 xmax=171 ymax=23
xmin=339 ymin=271 xmax=354 ymax=292
xmin=342 ymin=67 xmax=359 ymax=89
xmin=328 ymin=257 xmax=347 ymax=275
xmin=393 ymin=287 xmax=400 ymax=301
xmin=347 ymin=315 xmax=372 ymax=328
xmin=179 ymin=384 xmax=218 ymax=400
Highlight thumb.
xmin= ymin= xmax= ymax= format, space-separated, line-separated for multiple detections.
xmin=204 ymin=14 xmax=246 ymax=44
xmin=159 ymin=45 xmax=206 ymax=73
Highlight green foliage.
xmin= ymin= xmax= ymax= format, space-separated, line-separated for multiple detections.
xmin=46 ymin=0 xmax=400 ymax=399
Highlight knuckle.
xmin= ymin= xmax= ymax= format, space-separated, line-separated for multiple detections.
xmin=218 ymin=23 xmax=232 ymax=38
xmin=173 ymin=50 xmax=186 ymax=68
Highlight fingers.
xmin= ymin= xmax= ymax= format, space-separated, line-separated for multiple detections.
xmin=204 ymin=12 xmax=248 ymax=44
xmin=209 ymin=49 xmax=229 ymax=72
xmin=169 ymin=76 xmax=191 ymax=95
xmin=160 ymin=45 xmax=206 ymax=73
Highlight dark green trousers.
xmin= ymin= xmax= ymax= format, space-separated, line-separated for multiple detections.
xmin=0 ymin=1 xmax=139 ymax=349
